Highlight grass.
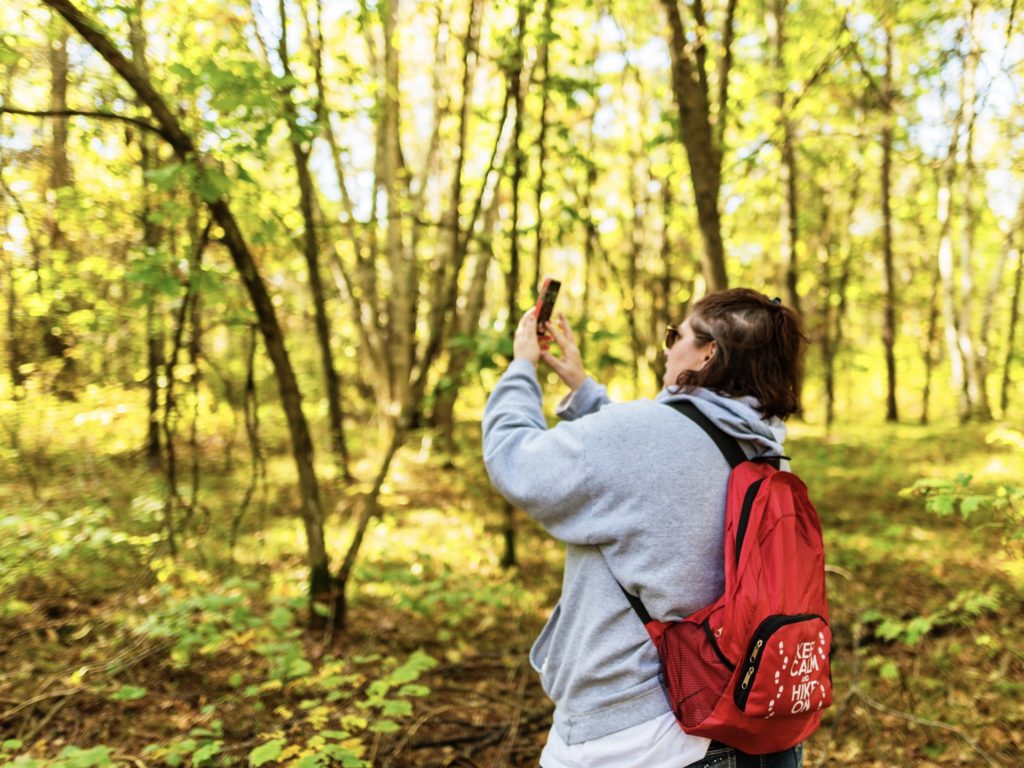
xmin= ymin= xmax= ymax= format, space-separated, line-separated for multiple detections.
xmin=0 ymin=387 xmax=1022 ymax=766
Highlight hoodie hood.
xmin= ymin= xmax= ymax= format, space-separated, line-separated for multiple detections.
xmin=656 ymin=386 xmax=787 ymax=457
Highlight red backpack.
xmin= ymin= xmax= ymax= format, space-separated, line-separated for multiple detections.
xmin=620 ymin=401 xmax=832 ymax=753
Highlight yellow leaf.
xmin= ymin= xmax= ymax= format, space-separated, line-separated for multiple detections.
xmin=279 ymin=743 xmax=302 ymax=761
xmin=66 ymin=666 xmax=89 ymax=687
xmin=306 ymin=705 xmax=330 ymax=730
xmin=340 ymin=738 xmax=366 ymax=757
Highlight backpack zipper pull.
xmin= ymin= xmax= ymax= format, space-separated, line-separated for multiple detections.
xmin=749 ymin=639 xmax=763 ymax=664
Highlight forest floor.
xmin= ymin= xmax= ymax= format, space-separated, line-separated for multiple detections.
xmin=1 ymin=390 xmax=1022 ymax=767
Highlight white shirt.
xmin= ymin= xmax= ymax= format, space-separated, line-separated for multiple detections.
xmin=539 ymin=711 xmax=710 ymax=768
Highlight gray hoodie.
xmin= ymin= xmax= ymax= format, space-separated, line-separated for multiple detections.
xmin=482 ymin=359 xmax=786 ymax=745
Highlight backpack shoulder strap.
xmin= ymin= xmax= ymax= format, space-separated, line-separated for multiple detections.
xmin=618 ymin=583 xmax=653 ymax=625
xmin=666 ymin=400 xmax=747 ymax=468
xmin=620 ymin=400 xmax=777 ymax=625
xmin=619 ymin=400 xmax=748 ymax=624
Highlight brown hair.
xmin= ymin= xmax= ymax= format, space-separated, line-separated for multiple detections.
xmin=674 ymin=288 xmax=808 ymax=420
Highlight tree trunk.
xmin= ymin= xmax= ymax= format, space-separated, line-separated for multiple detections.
xmin=532 ymin=0 xmax=554 ymax=292
xmin=410 ymin=0 xmax=484 ymax=417
xmin=769 ymin=0 xmax=800 ymax=315
xmin=277 ymin=0 xmax=352 ymax=479
xmin=508 ymin=0 xmax=528 ymax=310
xmin=920 ymin=252 xmax=941 ymax=426
xmin=306 ymin=0 xmax=386 ymax=388
xmin=381 ymin=0 xmax=412 ymax=424
xmin=818 ymin=200 xmax=835 ymax=428
xmin=129 ymin=1 xmax=164 ymax=464
xmin=2 ymin=205 xmax=22 ymax=393
xmin=435 ymin=96 xmax=513 ymax=461
xmin=48 ymin=19 xmax=71 ymax=195
xmin=579 ymin=100 xmax=599 ymax=363
xmin=1001 ymin=246 xmax=1022 ymax=415
xmin=41 ymin=0 xmax=332 ymax=611
xmin=335 ymin=423 xmax=404 ymax=629
xmin=625 ymin=130 xmax=644 ymax=395
xmin=436 ymin=200 xmax=499 ymax=459
xmin=822 ymin=161 xmax=860 ymax=430
xmin=958 ymin=2 xmax=989 ymax=420
xmin=654 ymin=180 xmax=675 ymax=391
xmin=880 ymin=26 xmax=898 ymax=423
xmin=936 ymin=132 xmax=969 ymax=420
xmin=954 ymin=1 xmax=987 ymax=421
xmin=46 ymin=15 xmax=75 ymax=396
xmin=499 ymin=0 xmax=530 ymax=571
xmin=977 ymin=244 xmax=1010 ymax=416
xmin=659 ymin=0 xmax=731 ymax=292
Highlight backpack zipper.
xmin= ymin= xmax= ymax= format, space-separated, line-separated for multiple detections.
xmin=733 ymin=613 xmax=827 ymax=711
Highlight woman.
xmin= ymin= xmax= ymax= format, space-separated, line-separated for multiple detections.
xmin=482 ymin=288 xmax=808 ymax=768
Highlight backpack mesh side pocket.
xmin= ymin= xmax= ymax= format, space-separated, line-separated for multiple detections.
xmin=655 ymin=619 xmax=734 ymax=728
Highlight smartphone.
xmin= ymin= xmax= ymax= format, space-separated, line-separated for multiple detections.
xmin=534 ymin=277 xmax=561 ymax=334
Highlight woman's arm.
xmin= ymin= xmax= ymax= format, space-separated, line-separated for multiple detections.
xmin=555 ymin=377 xmax=611 ymax=421
xmin=540 ymin=313 xmax=611 ymax=420
xmin=482 ymin=359 xmax=608 ymax=546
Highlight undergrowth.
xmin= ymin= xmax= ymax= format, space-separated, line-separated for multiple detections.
xmin=0 ymin=389 xmax=1021 ymax=766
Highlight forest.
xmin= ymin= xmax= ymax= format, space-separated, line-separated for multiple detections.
xmin=0 ymin=0 xmax=1022 ymax=765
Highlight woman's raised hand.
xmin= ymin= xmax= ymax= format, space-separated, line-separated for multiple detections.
xmin=541 ymin=313 xmax=587 ymax=391
xmin=513 ymin=310 xmax=545 ymax=365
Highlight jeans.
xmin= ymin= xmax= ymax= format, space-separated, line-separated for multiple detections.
xmin=688 ymin=741 xmax=803 ymax=768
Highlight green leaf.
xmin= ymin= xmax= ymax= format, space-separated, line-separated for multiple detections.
xmin=369 ymin=719 xmax=400 ymax=734
xmin=249 ymin=738 xmax=286 ymax=766
xmin=879 ymin=661 xmax=901 ymax=681
xmin=319 ymin=730 xmax=350 ymax=740
xmin=959 ymin=496 xmax=989 ymax=518
xmin=110 ymin=685 xmax=147 ymax=701
xmin=196 ymin=168 xmax=231 ymax=203
xmin=191 ymin=740 xmax=221 ymax=765
xmin=56 ymin=745 xmax=114 ymax=766
xmin=925 ymin=495 xmax=956 ymax=516
xmin=903 ymin=616 xmax=934 ymax=645
xmin=381 ymin=700 xmax=413 ymax=717
xmin=287 ymin=658 xmax=314 ymax=678
xmin=168 ymin=63 xmax=194 ymax=80
xmin=269 ymin=605 xmax=294 ymax=629
xmin=145 ymin=163 xmax=187 ymax=191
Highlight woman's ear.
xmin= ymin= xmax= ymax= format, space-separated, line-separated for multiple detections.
xmin=701 ymin=341 xmax=716 ymax=368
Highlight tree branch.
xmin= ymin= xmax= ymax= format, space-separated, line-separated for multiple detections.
xmin=41 ymin=0 xmax=196 ymax=156
xmin=0 ymin=105 xmax=169 ymax=141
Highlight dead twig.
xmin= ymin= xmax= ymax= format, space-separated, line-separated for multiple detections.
xmin=19 ymin=695 xmax=72 ymax=744
xmin=0 ymin=688 xmax=79 ymax=723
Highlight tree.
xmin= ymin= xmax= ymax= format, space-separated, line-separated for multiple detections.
xmin=768 ymin=0 xmax=801 ymax=315
xmin=658 ymin=0 xmax=737 ymax=292
xmin=880 ymin=21 xmax=899 ymax=423
xmin=274 ymin=0 xmax=352 ymax=479
xmin=41 ymin=0 xmax=333 ymax=614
